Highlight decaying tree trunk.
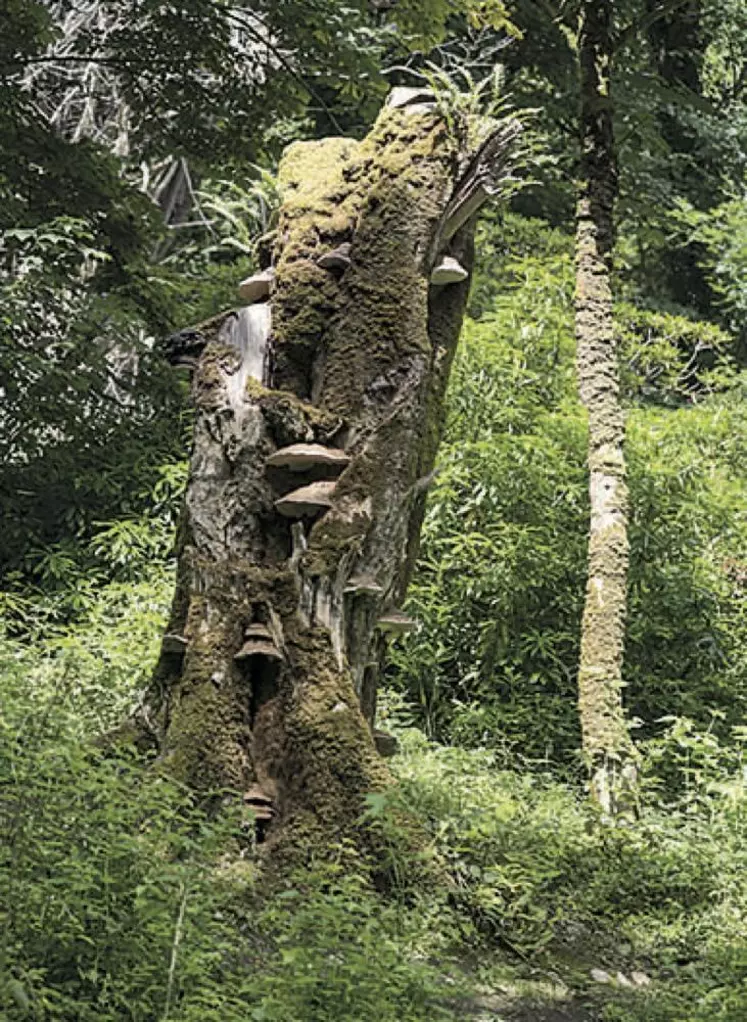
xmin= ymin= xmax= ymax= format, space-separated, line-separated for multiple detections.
xmin=140 ymin=92 xmax=519 ymax=854
xmin=575 ymin=1 xmax=638 ymax=815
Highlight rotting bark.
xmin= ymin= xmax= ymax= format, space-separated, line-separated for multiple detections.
xmin=138 ymin=95 xmax=520 ymax=858
xmin=575 ymin=0 xmax=638 ymax=816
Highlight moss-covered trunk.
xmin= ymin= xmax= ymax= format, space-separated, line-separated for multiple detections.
xmin=575 ymin=1 xmax=638 ymax=815
xmin=141 ymin=95 xmax=514 ymax=854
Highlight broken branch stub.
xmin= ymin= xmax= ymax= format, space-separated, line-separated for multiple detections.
xmin=144 ymin=93 xmax=520 ymax=856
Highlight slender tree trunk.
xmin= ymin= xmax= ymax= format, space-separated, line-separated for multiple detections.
xmin=137 ymin=96 xmax=518 ymax=858
xmin=575 ymin=0 xmax=638 ymax=815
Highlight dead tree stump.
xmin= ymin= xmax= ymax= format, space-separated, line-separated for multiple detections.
xmin=144 ymin=92 xmax=519 ymax=853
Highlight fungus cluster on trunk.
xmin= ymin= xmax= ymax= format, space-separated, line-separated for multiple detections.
xmin=268 ymin=443 xmax=351 ymax=520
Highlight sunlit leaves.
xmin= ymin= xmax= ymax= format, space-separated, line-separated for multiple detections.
xmin=391 ymin=215 xmax=747 ymax=765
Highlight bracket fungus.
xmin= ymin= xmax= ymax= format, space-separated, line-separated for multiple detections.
xmin=243 ymin=783 xmax=275 ymax=822
xmin=235 ymin=638 xmax=283 ymax=662
xmin=344 ymin=575 xmax=384 ymax=598
xmin=387 ymin=86 xmax=436 ymax=113
xmin=376 ymin=610 xmax=417 ymax=636
xmin=373 ymin=730 xmax=400 ymax=758
xmin=317 ymin=243 xmax=352 ymax=272
xmin=162 ymin=634 xmax=188 ymax=654
xmin=238 ymin=267 xmax=275 ymax=303
xmin=431 ymin=255 xmax=469 ymax=285
xmin=274 ymin=480 xmax=336 ymax=518
xmin=266 ymin=443 xmax=350 ymax=473
xmin=244 ymin=623 xmax=274 ymax=642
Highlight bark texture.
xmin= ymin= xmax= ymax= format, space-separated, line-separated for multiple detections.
xmin=143 ymin=98 xmax=515 ymax=855
xmin=575 ymin=1 xmax=638 ymax=815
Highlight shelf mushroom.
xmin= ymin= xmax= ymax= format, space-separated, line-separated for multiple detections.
xmin=430 ymin=255 xmax=469 ymax=286
xmin=266 ymin=444 xmax=350 ymax=473
xmin=244 ymin=623 xmax=274 ymax=641
xmin=238 ymin=267 xmax=275 ymax=303
xmin=243 ymin=783 xmax=275 ymax=822
xmin=373 ymin=729 xmax=400 ymax=758
xmin=317 ymin=243 xmax=352 ymax=272
xmin=344 ymin=575 xmax=384 ymax=598
xmin=386 ymin=87 xmax=437 ymax=114
xmin=234 ymin=633 xmax=283 ymax=662
xmin=162 ymin=633 xmax=188 ymax=655
xmin=376 ymin=610 xmax=417 ymax=636
xmin=274 ymin=480 xmax=336 ymax=518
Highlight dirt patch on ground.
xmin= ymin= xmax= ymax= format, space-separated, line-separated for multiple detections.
xmin=457 ymin=985 xmax=599 ymax=1022
xmin=500 ymin=1001 xmax=597 ymax=1022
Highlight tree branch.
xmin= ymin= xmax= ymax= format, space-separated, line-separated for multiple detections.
xmin=226 ymin=10 xmax=345 ymax=134
xmin=9 ymin=54 xmax=127 ymax=68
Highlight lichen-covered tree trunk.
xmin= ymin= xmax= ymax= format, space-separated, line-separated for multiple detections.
xmin=140 ymin=95 xmax=515 ymax=854
xmin=575 ymin=1 xmax=638 ymax=815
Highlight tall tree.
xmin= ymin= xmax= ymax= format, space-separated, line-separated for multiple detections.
xmin=575 ymin=0 xmax=638 ymax=814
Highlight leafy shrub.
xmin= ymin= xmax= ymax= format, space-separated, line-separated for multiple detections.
xmin=236 ymin=863 xmax=460 ymax=1022
xmin=0 ymin=651 xmax=246 ymax=1020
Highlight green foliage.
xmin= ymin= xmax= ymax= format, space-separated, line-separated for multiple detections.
xmin=243 ymin=863 xmax=458 ymax=1022
xmin=0 ymin=446 xmax=186 ymax=638
xmin=374 ymin=727 xmax=747 ymax=1019
xmin=383 ymin=0 xmax=517 ymax=49
xmin=195 ymin=174 xmax=280 ymax=262
xmin=155 ymin=172 xmax=281 ymax=328
xmin=3 ymin=583 xmax=746 ymax=1021
xmin=617 ymin=302 xmax=735 ymax=402
xmin=669 ymin=194 xmax=747 ymax=350
xmin=2 ymin=1 xmax=393 ymax=165
xmin=626 ymin=392 xmax=747 ymax=733
xmin=0 ymin=645 xmax=245 ymax=1020
xmin=0 ymin=213 xmax=186 ymax=589
xmin=0 ymin=613 xmax=465 ymax=1021
xmin=390 ymin=216 xmax=747 ymax=766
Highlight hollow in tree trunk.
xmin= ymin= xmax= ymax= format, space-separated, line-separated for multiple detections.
xmin=137 ymin=94 xmax=519 ymax=858
xmin=575 ymin=0 xmax=638 ymax=815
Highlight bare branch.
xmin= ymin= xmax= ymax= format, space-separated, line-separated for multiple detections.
xmin=226 ymin=9 xmax=346 ymax=134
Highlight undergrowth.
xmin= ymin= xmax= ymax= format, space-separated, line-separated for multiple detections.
xmin=2 ymin=613 xmax=746 ymax=1020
